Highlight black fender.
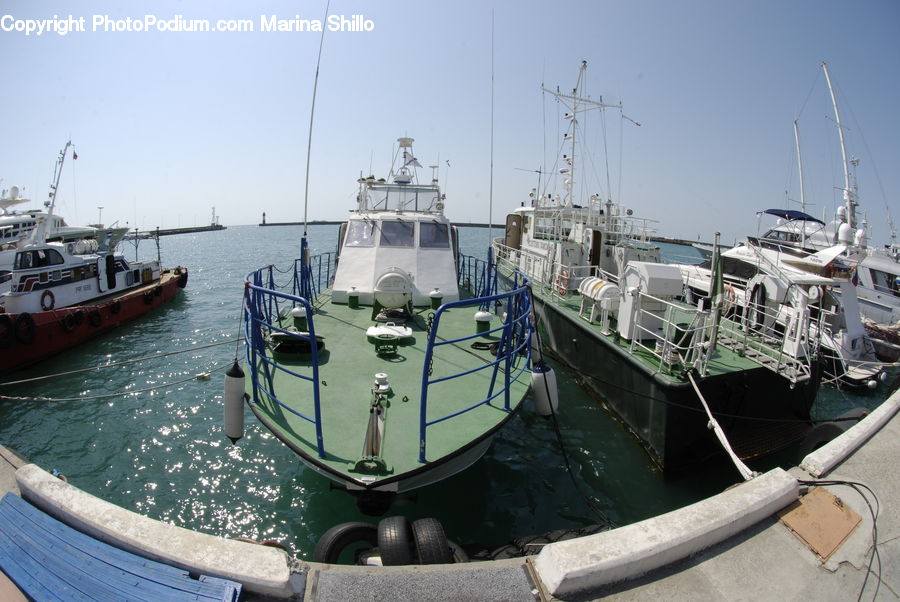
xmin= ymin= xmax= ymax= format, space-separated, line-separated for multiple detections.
xmin=14 ymin=313 xmax=35 ymax=345
xmin=411 ymin=518 xmax=452 ymax=565
xmin=313 ymin=522 xmax=377 ymax=564
xmin=377 ymin=516 xmax=414 ymax=566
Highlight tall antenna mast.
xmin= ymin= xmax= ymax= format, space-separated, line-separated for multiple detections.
xmin=822 ymin=61 xmax=856 ymax=229
xmin=302 ymin=0 xmax=331 ymax=236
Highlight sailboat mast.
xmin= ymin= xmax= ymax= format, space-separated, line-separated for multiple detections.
xmin=822 ymin=61 xmax=856 ymax=229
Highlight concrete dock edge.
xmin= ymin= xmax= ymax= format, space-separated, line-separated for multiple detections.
xmin=15 ymin=463 xmax=296 ymax=599
xmin=800 ymin=394 xmax=900 ymax=478
xmin=532 ymin=467 xmax=798 ymax=598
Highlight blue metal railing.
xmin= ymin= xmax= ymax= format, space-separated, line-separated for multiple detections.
xmin=417 ymin=279 xmax=532 ymax=463
xmin=243 ymin=244 xmax=532 ymax=466
xmin=243 ymin=269 xmax=325 ymax=458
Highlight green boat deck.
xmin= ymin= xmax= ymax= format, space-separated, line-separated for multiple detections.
xmin=246 ymin=289 xmax=531 ymax=491
xmin=525 ymin=274 xmax=815 ymax=387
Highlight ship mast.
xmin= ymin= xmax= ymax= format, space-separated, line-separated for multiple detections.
xmin=822 ymin=61 xmax=857 ymax=230
xmin=542 ymin=61 xmax=621 ymax=207
xmin=33 ymin=140 xmax=73 ymax=243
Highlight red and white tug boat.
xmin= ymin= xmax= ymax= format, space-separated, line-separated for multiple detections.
xmin=0 ymin=142 xmax=187 ymax=373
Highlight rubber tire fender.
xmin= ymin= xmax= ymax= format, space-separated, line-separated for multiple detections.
xmin=377 ymin=516 xmax=414 ymax=566
xmin=88 ymin=309 xmax=102 ymax=328
xmin=110 ymin=300 xmax=122 ymax=314
xmin=14 ymin=313 xmax=36 ymax=345
xmin=313 ymin=522 xmax=377 ymax=564
xmin=411 ymin=518 xmax=453 ymax=565
xmin=60 ymin=312 xmax=77 ymax=333
xmin=0 ymin=314 xmax=13 ymax=348
xmin=797 ymin=421 xmax=847 ymax=460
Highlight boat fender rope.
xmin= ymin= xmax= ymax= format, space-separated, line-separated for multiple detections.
xmin=14 ymin=313 xmax=35 ymax=345
xmin=40 ymin=290 xmax=55 ymax=311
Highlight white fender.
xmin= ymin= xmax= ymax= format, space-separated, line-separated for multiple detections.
xmin=531 ymin=363 xmax=559 ymax=417
xmin=224 ymin=359 xmax=246 ymax=443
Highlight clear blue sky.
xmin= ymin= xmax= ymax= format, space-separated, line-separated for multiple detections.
xmin=2 ymin=0 xmax=898 ymax=246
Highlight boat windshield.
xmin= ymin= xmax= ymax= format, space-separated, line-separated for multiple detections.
xmin=379 ymin=221 xmax=415 ymax=247
xmin=420 ymin=222 xmax=450 ymax=248
xmin=344 ymin=221 xmax=376 ymax=247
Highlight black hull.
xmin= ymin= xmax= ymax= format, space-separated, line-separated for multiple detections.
xmin=531 ymin=294 xmax=821 ymax=472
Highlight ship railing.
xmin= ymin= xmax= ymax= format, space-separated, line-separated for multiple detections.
xmin=494 ymin=241 xmax=554 ymax=289
xmin=624 ymin=287 xmax=816 ymax=383
xmin=715 ymin=292 xmax=816 ymax=383
xmin=243 ymin=268 xmax=325 ymax=457
xmin=419 ymin=275 xmax=533 ymax=462
xmin=457 ymin=251 xmax=498 ymax=302
xmin=624 ymin=291 xmax=717 ymax=376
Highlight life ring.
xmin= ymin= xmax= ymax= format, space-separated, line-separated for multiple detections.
xmin=14 ymin=313 xmax=36 ymax=345
xmin=88 ymin=309 xmax=102 ymax=328
xmin=0 ymin=314 xmax=13 ymax=348
xmin=313 ymin=522 xmax=378 ymax=564
xmin=555 ymin=268 xmax=570 ymax=296
xmin=411 ymin=518 xmax=453 ymax=564
xmin=377 ymin=516 xmax=414 ymax=566
xmin=110 ymin=299 xmax=122 ymax=314
xmin=40 ymin=289 xmax=56 ymax=311
xmin=60 ymin=312 xmax=77 ymax=333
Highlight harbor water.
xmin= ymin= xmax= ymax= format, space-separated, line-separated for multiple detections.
xmin=0 ymin=225 xmax=892 ymax=559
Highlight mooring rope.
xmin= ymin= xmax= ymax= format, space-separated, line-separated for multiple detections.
xmin=685 ymin=368 xmax=758 ymax=481
xmin=0 ymin=361 xmax=232 ymax=403
xmin=0 ymin=337 xmax=242 ymax=387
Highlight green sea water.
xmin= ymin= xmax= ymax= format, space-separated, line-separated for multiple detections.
xmin=0 ymin=225 xmax=892 ymax=559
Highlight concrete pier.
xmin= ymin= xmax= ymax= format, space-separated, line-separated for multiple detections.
xmin=2 ymin=390 xmax=898 ymax=600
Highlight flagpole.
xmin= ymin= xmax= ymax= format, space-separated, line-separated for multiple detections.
xmin=708 ymin=231 xmax=722 ymax=356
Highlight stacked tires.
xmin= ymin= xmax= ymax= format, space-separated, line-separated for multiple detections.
xmin=313 ymin=517 xmax=466 ymax=565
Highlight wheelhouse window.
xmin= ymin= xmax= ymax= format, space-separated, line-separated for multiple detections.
xmin=869 ymin=268 xmax=900 ymax=297
xmin=419 ymin=222 xmax=450 ymax=248
xmin=379 ymin=221 xmax=415 ymax=247
xmin=344 ymin=221 xmax=376 ymax=247
xmin=14 ymin=248 xmax=65 ymax=269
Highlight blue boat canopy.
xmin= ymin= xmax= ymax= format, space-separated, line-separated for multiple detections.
xmin=758 ymin=209 xmax=826 ymax=225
